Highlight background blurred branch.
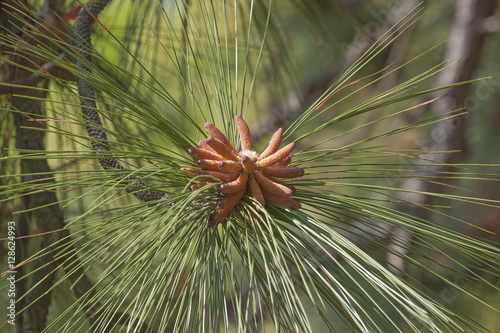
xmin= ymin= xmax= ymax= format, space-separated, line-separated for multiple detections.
xmin=1 ymin=0 xmax=161 ymax=330
xmin=388 ymin=0 xmax=498 ymax=274
xmin=250 ymin=0 xmax=421 ymax=143
xmin=7 ymin=1 xmax=66 ymax=330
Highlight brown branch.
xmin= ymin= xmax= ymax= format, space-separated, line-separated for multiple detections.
xmin=0 ymin=60 xmax=61 ymax=95
xmin=387 ymin=0 xmax=498 ymax=274
xmin=2 ymin=1 xmax=159 ymax=331
xmin=9 ymin=14 xmax=65 ymax=333
xmin=0 ymin=0 xmax=72 ymax=96
xmin=32 ymin=1 xmax=159 ymax=331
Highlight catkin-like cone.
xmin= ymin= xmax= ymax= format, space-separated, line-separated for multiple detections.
xmin=235 ymin=115 xmax=252 ymax=151
xmin=214 ymin=189 xmax=246 ymax=223
xmin=261 ymin=166 xmax=304 ymax=178
xmin=197 ymin=159 xmax=222 ymax=172
xmin=240 ymin=155 xmax=255 ymax=174
xmin=189 ymin=147 xmax=224 ymax=161
xmin=218 ymin=160 xmax=243 ymax=172
xmin=254 ymin=171 xmax=293 ymax=196
xmin=256 ymin=143 xmax=295 ymax=168
xmin=191 ymin=181 xmax=213 ymax=190
xmin=248 ymin=177 xmax=265 ymax=209
xmin=272 ymin=156 xmax=291 ymax=166
xmin=188 ymin=117 xmax=303 ymax=223
xmin=265 ymin=175 xmax=296 ymax=191
xmin=258 ymin=128 xmax=283 ymax=159
xmin=206 ymin=137 xmax=240 ymax=161
xmin=291 ymin=198 xmax=301 ymax=209
xmin=263 ymin=190 xmax=301 ymax=209
xmin=197 ymin=170 xmax=239 ymax=183
xmin=181 ymin=167 xmax=199 ymax=175
xmin=198 ymin=140 xmax=217 ymax=154
xmin=221 ymin=172 xmax=249 ymax=193
xmin=205 ymin=122 xmax=239 ymax=156
xmin=266 ymin=176 xmax=287 ymax=185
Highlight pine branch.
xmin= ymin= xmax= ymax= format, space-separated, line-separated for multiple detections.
xmin=0 ymin=61 xmax=61 ymax=96
xmin=2 ymin=1 xmax=163 ymax=330
xmin=0 ymin=2 xmax=72 ymax=331
xmin=72 ymin=0 xmax=165 ymax=202
xmin=10 ymin=19 xmax=65 ymax=333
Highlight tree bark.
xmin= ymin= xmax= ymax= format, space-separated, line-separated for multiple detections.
xmin=10 ymin=32 xmax=67 ymax=333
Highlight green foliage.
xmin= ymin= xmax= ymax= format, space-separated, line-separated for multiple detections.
xmin=1 ymin=1 xmax=499 ymax=332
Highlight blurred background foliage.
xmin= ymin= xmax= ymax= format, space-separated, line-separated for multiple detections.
xmin=1 ymin=0 xmax=500 ymax=331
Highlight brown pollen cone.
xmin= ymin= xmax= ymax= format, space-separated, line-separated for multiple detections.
xmin=185 ymin=116 xmax=303 ymax=223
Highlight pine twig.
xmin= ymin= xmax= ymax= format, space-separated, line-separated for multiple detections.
xmin=72 ymin=0 xmax=165 ymax=202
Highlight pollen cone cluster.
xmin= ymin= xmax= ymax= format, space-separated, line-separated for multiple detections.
xmin=183 ymin=115 xmax=304 ymax=224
